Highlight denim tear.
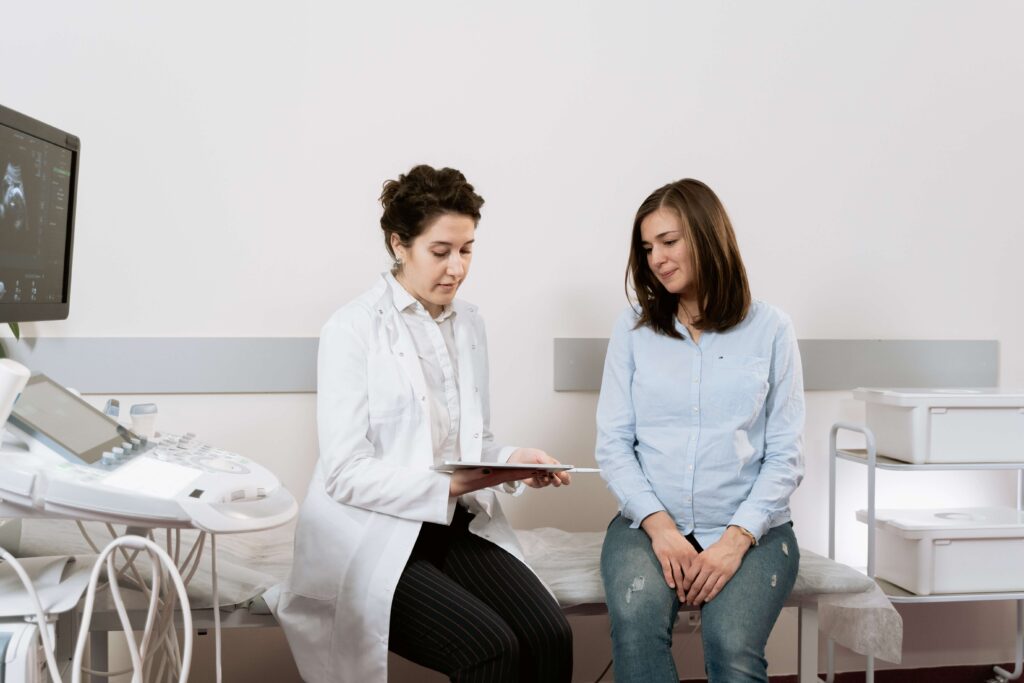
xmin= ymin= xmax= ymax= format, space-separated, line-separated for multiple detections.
xmin=782 ymin=541 xmax=789 ymax=556
xmin=770 ymin=574 xmax=778 ymax=588
xmin=625 ymin=576 xmax=646 ymax=604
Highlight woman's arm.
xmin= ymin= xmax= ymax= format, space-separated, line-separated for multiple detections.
xmin=596 ymin=310 xmax=666 ymax=527
xmin=317 ymin=312 xmax=455 ymax=525
xmin=728 ymin=313 xmax=806 ymax=541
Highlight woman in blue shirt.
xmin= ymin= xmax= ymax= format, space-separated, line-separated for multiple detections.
xmin=596 ymin=178 xmax=805 ymax=683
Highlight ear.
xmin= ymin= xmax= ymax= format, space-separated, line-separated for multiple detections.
xmin=389 ymin=233 xmax=406 ymax=261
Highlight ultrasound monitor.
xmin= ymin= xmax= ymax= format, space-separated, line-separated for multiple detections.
xmin=6 ymin=374 xmax=144 ymax=467
xmin=0 ymin=104 xmax=79 ymax=323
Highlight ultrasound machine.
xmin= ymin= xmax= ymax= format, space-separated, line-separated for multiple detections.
xmin=0 ymin=104 xmax=297 ymax=683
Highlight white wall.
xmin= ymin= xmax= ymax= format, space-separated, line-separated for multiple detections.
xmin=6 ymin=1 xmax=1024 ymax=678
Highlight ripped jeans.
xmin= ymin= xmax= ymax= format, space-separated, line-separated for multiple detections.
xmin=600 ymin=514 xmax=799 ymax=683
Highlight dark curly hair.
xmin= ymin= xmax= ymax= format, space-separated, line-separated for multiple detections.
xmin=379 ymin=164 xmax=485 ymax=261
xmin=627 ymin=178 xmax=750 ymax=338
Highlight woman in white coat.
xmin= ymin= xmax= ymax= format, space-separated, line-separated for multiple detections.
xmin=278 ymin=165 xmax=574 ymax=683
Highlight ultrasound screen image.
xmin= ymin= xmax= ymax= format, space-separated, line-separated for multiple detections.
xmin=0 ymin=122 xmax=73 ymax=305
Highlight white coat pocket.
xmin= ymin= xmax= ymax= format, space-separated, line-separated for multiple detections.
xmin=366 ymin=352 xmax=413 ymax=422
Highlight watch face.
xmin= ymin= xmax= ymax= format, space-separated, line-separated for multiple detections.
xmin=10 ymin=375 xmax=133 ymax=465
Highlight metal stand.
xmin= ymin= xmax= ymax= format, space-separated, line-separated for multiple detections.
xmin=829 ymin=423 xmax=1024 ymax=682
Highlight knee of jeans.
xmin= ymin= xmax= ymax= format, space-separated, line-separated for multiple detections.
xmin=702 ymin=619 xmax=763 ymax=661
xmin=606 ymin=575 xmax=674 ymax=631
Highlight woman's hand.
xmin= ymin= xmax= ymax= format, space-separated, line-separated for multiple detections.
xmin=448 ymin=466 xmax=542 ymax=497
xmin=641 ymin=511 xmax=699 ymax=598
xmin=447 ymin=448 xmax=571 ymax=497
xmin=681 ymin=525 xmax=752 ymax=605
xmin=508 ymin=448 xmax=572 ymax=489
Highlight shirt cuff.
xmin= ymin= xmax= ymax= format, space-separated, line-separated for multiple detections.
xmin=729 ymin=504 xmax=770 ymax=542
xmin=624 ymin=491 xmax=666 ymax=529
xmin=425 ymin=471 xmax=456 ymax=525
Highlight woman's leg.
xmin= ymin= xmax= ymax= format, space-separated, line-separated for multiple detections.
xmin=389 ymin=556 xmax=520 ymax=683
xmin=700 ymin=523 xmax=800 ymax=683
xmin=600 ymin=513 xmax=681 ymax=683
xmin=444 ymin=528 xmax=574 ymax=683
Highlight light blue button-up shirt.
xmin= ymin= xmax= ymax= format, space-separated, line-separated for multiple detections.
xmin=595 ymin=300 xmax=805 ymax=549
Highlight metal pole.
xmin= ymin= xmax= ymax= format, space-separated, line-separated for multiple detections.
xmin=992 ymin=600 xmax=1023 ymax=681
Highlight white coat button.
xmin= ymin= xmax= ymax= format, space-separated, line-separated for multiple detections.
xmin=474 ymin=433 xmax=480 ymax=439
xmin=421 ymin=395 xmax=426 ymax=401
xmin=398 ymin=352 xmax=404 ymax=357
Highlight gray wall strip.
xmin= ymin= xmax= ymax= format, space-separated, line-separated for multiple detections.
xmin=7 ymin=338 xmax=319 ymax=394
xmin=553 ymin=338 xmax=611 ymax=392
xmin=798 ymin=339 xmax=998 ymax=391
xmin=3 ymin=337 xmax=999 ymax=394
xmin=554 ymin=338 xmax=999 ymax=392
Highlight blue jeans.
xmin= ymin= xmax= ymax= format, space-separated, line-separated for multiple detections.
xmin=600 ymin=514 xmax=799 ymax=683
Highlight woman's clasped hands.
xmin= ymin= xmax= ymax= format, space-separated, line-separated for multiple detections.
xmin=642 ymin=511 xmax=751 ymax=605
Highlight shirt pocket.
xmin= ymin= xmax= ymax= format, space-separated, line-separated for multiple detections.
xmin=704 ymin=353 xmax=770 ymax=428
xmin=366 ymin=352 xmax=414 ymax=422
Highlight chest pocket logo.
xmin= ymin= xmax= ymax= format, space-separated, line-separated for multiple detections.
xmin=705 ymin=354 xmax=770 ymax=428
xmin=366 ymin=352 xmax=414 ymax=422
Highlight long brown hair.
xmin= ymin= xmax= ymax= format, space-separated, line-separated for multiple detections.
xmin=627 ymin=179 xmax=750 ymax=338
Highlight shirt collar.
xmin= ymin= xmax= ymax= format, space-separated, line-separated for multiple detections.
xmin=384 ymin=271 xmax=455 ymax=322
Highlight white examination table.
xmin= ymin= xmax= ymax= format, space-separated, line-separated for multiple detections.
xmin=18 ymin=520 xmax=902 ymax=682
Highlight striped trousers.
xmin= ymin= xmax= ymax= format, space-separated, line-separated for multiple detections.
xmin=389 ymin=505 xmax=573 ymax=682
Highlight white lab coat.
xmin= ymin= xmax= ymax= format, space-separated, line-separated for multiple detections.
xmin=277 ymin=275 xmax=528 ymax=683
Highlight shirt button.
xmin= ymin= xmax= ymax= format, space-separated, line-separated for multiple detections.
xmin=688 ymin=464 xmax=693 ymax=471
xmin=691 ymin=406 xmax=698 ymax=413
xmin=420 ymin=396 xmax=426 ymax=401
xmin=692 ymin=377 xmax=699 ymax=383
